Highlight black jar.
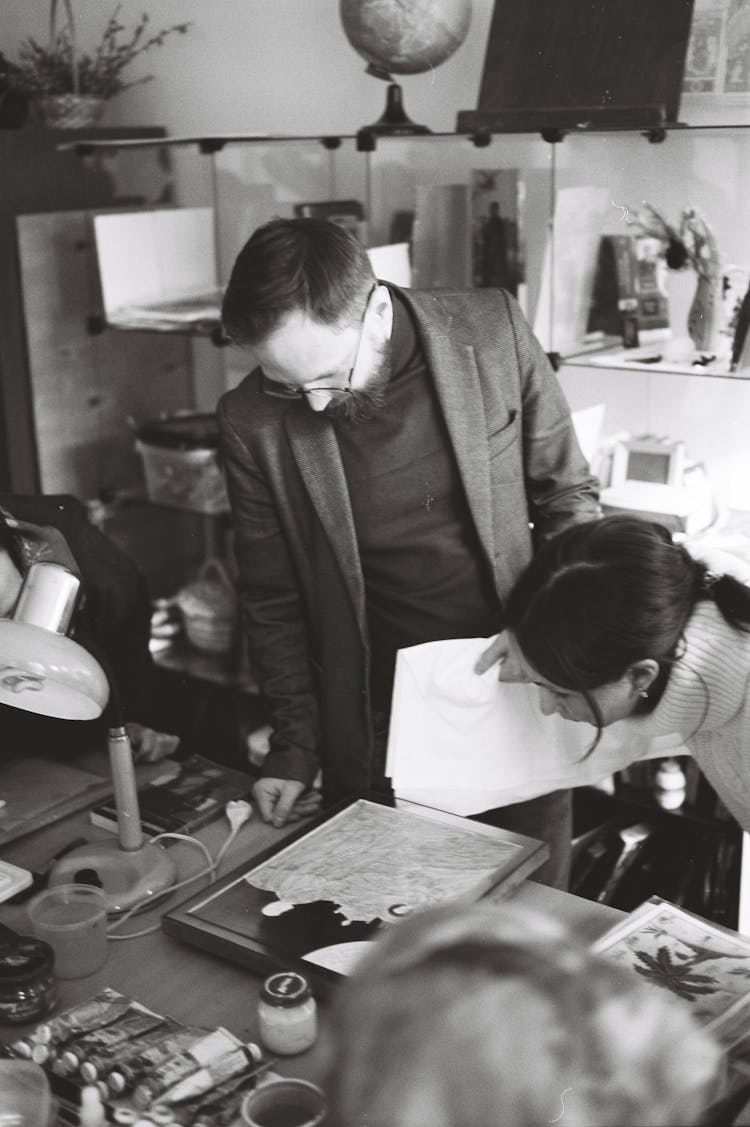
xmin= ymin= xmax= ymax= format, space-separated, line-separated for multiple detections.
xmin=0 ymin=935 xmax=57 ymax=1024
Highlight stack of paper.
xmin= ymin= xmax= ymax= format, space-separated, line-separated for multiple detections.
xmin=386 ymin=636 xmax=675 ymax=816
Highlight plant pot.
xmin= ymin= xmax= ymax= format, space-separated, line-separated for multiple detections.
xmin=37 ymin=93 xmax=104 ymax=129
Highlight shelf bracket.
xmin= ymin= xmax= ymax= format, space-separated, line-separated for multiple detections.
xmin=198 ymin=138 xmax=227 ymax=155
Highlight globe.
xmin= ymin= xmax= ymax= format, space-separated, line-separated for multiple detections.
xmin=340 ymin=0 xmax=472 ymax=77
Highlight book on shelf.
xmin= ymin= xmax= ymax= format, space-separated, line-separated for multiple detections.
xmin=89 ymin=754 xmax=252 ymax=837
xmin=587 ymin=233 xmax=669 ymax=345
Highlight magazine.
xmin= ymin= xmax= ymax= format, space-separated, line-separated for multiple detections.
xmin=90 ymin=755 xmax=252 ymax=837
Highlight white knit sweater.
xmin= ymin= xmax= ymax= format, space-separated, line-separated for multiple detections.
xmin=621 ymin=600 xmax=750 ymax=831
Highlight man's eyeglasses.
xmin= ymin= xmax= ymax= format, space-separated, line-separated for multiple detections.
xmin=262 ymin=285 xmax=376 ymax=403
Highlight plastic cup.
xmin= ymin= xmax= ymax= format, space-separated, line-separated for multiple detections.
xmin=241 ymin=1078 xmax=328 ymax=1127
xmin=28 ymin=884 xmax=108 ymax=979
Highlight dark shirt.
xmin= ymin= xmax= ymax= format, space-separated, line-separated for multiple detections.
xmin=332 ymin=295 xmax=503 ymax=710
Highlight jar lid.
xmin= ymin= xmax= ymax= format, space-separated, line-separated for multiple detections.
xmin=136 ymin=413 xmax=219 ymax=451
xmin=0 ymin=935 xmax=54 ymax=986
xmin=261 ymin=971 xmax=311 ymax=1007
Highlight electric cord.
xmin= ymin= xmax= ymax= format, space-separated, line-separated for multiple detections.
xmin=106 ymin=800 xmax=253 ymax=941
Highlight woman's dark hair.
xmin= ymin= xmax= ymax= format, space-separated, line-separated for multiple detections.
xmin=506 ymin=515 xmax=750 ymax=728
xmin=221 ymin=216 xmax=375 ymax=345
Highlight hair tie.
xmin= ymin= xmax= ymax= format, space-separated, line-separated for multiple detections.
xmin=700 ymin=570 xmax=720 ymax=595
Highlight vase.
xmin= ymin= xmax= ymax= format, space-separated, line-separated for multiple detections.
xmin=36 ymin=94 xmax=105 ymax=129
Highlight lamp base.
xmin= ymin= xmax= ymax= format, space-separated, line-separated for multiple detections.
xmin=49 ymin=841 xmax=177 ymax=914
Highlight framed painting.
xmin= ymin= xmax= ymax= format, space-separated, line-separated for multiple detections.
xmin=163 ymin=795 xmax=548 ymax=996
xmin=592 ymin=896 xmax=750 ymax=1052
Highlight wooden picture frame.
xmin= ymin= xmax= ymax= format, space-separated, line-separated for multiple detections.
xmin=163 ymin=795 xmax=548 ymax=996
xmin=592 ymin=897 xmax=750 ymax=1052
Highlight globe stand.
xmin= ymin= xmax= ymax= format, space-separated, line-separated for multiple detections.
xmin=362 ymin=82 xmax=431 ymax=136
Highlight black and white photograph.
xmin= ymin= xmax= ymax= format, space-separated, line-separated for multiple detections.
xmin=2 ymin=2 xmax=750 ymax=1124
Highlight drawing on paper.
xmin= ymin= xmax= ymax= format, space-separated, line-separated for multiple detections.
xmin=245 ymin=800 xmax=521 ymax=925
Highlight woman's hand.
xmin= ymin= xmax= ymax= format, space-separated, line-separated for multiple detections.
xmin=474 ymin=630 xmax=530 ymax=682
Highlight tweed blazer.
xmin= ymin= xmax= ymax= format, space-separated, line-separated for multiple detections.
xmin=217 ymin=286 xmax=600 ymax=801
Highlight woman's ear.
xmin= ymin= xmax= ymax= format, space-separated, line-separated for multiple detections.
xmin=628 ymin=659 xmax=660 ymax=698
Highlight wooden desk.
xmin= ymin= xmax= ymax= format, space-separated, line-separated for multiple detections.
xmin=0 ymin=783 xmax=624 ymax=1092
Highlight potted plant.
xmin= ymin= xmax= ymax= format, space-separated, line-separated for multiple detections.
xmin=14 ymin=0 xmax=191 ymax=129
xmin=0 ymin=52 xmax=32 ymax=129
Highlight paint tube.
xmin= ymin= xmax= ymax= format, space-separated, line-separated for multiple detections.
xmin=29 ymin=990 xmax=133 ymax=1064
xmin=132 ymin=1027 xmax=239 ymax=1108
xmin=107 ymin=1026 xmax=209 ymax=1095
xmin=56 ymin=1007 xmax=167 ymax=1076
xmin=32 ymin=989 xmax=130 ymax=1047
xmin=172 ymin=1057 xmax=279 ymax=1127
xmin=80 ymin=1018 xmax=182 ymax=1084
xmin=158 ymin=1042 xmax=264 ymax=1105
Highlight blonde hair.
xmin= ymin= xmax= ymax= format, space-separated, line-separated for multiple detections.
xmin=324 ymin=902 xmax=722 ymax=1127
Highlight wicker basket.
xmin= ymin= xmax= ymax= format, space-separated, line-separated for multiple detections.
xmin=175 ymin=558 xmax=238 ymax=654
xmin=37 ymin=94 xmax=105 ymax=129
xmin=33 ymin=2 xmax=108 ymax=129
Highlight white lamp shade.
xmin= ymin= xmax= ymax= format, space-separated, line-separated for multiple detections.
xmin=0 ymin=619 xmax=109 ymax=720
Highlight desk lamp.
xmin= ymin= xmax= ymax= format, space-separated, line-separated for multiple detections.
xmin=0 ymin=561 xmax=176 ymax=912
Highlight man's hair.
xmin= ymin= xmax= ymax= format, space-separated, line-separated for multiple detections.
xmin=325 ymin=901 xmax=721 ymax=1127
xmin=221 ymin=217 xmax=375 ymax=346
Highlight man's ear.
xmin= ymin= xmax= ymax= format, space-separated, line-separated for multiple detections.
xmin=628 ymin=659 xmax=660 ymax=697
xmin=371 ymin=284 xmax=394 ymax=339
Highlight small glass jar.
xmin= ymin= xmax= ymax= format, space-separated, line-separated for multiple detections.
xmin=0 ymin=935 xmax=57 ymax=1024
xmin=257 ymin=971 xmax=317 ymax=1055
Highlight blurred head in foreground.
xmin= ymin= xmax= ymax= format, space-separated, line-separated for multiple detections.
xmin=324 ymin=901 xmax=722 ymax=1127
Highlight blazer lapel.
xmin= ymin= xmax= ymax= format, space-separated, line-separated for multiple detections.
xmin=420 ymin=327 xmax=496 ymax=568
xmin=285 ymin=410 xmax=367 ymax=637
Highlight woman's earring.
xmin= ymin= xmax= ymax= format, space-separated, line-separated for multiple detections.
xmin=639 ymin=689 xmax=649 ymax=699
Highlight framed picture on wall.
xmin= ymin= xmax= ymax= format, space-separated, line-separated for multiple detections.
xmin=470 ymin=169 xmax=526 ymax=303
xmin=680 ymin=0 xmax=750 ymax=123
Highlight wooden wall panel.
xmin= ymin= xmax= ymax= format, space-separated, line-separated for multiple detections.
xmin=17 ymin=209 xmax=194 ymax=500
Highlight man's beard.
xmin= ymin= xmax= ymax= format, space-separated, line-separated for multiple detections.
xmin=324 ymin=342 xmax=391 ymax=424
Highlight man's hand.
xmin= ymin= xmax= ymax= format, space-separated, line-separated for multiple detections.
xmin=253 ymin=777 xmax=321 ymax=827
xmin=474 ymin=630 xmax=530 ymax=683
xmin=125 ymin=722 xmax=181 ymax=763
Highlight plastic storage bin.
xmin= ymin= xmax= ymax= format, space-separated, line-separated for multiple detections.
xmin=135 ymin=413 xmax=229 ymax=515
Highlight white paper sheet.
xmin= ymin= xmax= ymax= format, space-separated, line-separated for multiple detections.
xmin=533 ymin=186 xmax=612 ymax=354
xmin=386 ymin=637 xmax=677 ymax=816
xmin=366 ymin=243 xmax=411 ymax=287
xmin=93 ymin=208 xmax=219 ymax=324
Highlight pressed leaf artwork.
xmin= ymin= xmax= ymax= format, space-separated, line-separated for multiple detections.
xmin=593 ymin=898 xmax=750 ymax=1043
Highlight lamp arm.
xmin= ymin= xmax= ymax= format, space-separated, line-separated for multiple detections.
xmin=85 ymin=639 xmax=144 ymax=853
xmin=108 ymin=725 xmax=143 ymax=852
